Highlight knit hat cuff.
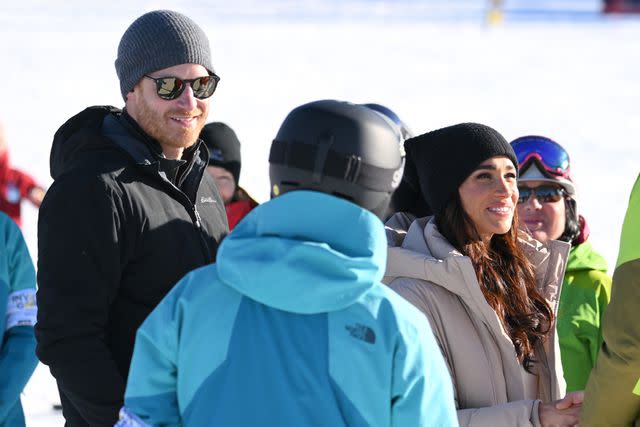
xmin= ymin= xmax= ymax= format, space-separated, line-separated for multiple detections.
xmin=210 ymin=160 xmax=241 ymax=184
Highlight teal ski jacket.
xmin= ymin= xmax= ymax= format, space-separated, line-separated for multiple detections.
xmin=117 ymin=190 xmax=457 ymax=427
xmin=0 ymin=212 xmax=38 ymax=426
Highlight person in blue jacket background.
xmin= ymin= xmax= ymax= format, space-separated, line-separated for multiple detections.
xmin=116 ymin=100 xmax=458 ymax=427
xmin=0 ymin=211 xmax=38 ymax=426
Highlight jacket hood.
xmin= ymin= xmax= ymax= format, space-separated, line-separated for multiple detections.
xmin=566 ymin=240 xmax=608 ymax=273
xmin=50 ymin=106 xmax=125 ymax=179
xmin=384 ymin=214 xmax=480 ymax=298
xmin=216 ymin=190 xmax=386 ymax=314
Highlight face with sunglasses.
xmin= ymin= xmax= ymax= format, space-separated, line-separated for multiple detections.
xmin=126 ymin=63 xmax=219 ymax=160
xmin=516 ymin=180 xmax=566 ymax=243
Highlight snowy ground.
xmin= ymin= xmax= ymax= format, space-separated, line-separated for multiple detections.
xmin=1 ymin=1 xmax=638 ymax=425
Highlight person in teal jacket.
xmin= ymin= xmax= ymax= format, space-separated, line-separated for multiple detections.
xmin=511 ymin=135 xmax=612 ymax=392
xmin=0 ymin=211 xmax=38 ymax=426
xmin=116 ymin=100 xmax=457 ymax=427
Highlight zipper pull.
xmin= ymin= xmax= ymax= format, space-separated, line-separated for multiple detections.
xmin=194 ymin=206 xmax=202 ymax=229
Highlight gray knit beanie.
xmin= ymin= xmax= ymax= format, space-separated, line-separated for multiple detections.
xmin=115 ymin=10 xmax=214 ymax=101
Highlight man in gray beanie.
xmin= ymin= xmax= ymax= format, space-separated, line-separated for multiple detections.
xmin=35 ymin=10 xmax=228 ymax=426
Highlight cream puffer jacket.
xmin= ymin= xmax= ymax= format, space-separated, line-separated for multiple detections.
xmin=384 ymin=213 xmax=569 ymax=427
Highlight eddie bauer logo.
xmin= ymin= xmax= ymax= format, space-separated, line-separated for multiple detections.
xmin=345 ymin=323 xmax=376 ymax=344
xmin=200 ymin=196 xmax=216 ymax=204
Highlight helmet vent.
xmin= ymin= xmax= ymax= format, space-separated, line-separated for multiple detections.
xmin=344 ymin=155 xmax=362 ymax=183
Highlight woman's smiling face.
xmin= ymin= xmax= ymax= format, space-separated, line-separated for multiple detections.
xmin=458 ymin=156 xmax=519 ymax=243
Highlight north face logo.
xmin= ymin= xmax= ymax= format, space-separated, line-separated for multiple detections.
xmin=345 ymin=323 xmax=376 ymax=344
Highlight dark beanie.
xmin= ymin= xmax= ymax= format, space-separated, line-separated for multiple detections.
xmin=406 ymin=122 xmax=518 ymax=216
xmin=200 ymin=122 xmax=242 ymax=183
xmin=115 ymin=10 xmax=214 ymax=101
xmin=385 ymin=142 xmax=433 ymax=220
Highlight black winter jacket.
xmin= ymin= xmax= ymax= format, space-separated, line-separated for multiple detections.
xmin=35 ymin=106 xmax=228 ymax=426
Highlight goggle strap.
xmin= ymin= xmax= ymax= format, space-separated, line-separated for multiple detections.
xmin=519 ymin=157 xmax=570 ymax=180
xmin=269 ymin=139 xmax=401 ymax=192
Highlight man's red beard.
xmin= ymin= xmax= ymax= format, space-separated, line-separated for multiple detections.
xmin=135 ymin=93 xmax=206 ymax=152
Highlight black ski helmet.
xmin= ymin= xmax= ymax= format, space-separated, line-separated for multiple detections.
xmin=269 ymin=100 xmax=405 ymax=218
xmin=362 ymin=103 xmax=414 ymax=142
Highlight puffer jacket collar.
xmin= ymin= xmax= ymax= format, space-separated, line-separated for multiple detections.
xmin=385 ymin=214 xmax=568 ymax=308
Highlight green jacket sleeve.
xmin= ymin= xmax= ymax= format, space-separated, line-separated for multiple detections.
xmin=558 ymin=271 xmax=611 ymax=392
xmin=581 ymin=174 xmax=640 ymax=427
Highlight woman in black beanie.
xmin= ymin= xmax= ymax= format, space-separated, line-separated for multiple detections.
xmin=383 ymin=123 xmax=582 ymax=426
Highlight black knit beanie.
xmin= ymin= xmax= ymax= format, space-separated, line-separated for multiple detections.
xmin=200 ymin=122 xmax=242 ymax=184
xmin=407 ymin=122 xmax=518 ymax=216
xmin=115 ymin=10 xmax=214 ymax=101
xmin=385 ymin=140 xmax=433 ymax=219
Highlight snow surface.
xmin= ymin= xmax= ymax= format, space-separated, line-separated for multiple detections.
xmin=0 ymin=1 xmax=637 ymax=425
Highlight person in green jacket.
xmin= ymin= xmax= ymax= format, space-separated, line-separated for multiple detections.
xmin=581 ymin=173 xmax=640 ymax=426
xmin=511 ymin=135 xmax=612 ymax=392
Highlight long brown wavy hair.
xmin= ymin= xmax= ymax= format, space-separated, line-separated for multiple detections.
xmin=435 ymin=193 xmax=553 ymax=373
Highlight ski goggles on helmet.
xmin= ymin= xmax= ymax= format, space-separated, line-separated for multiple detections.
xmin=143 ymin=73 xmax=220 ymax=100
xmin=511 ymin=136 xmax=571 ymax=179
xmin=517 ymin=185 xmax=565 ymax=204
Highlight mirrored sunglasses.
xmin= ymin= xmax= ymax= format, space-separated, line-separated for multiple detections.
xmin=143 ymin=73 xmax=220 ymax=100
xmin=518 ymin=185 xmax=565 ymax=204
